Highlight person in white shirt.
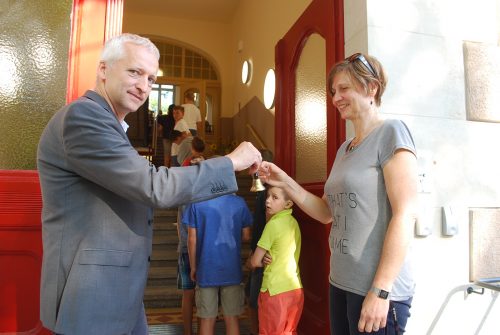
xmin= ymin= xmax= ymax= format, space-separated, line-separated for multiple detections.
xmin=182 ymin=90 xmax=202 ymax=136
xmin=171 ymin=105 xmax=191 ymax=166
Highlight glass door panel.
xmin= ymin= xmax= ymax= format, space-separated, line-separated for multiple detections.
xmin=295 ymin=33 xmax=327 ymax=183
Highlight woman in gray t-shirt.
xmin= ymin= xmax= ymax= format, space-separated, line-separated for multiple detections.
xmin=258 ymin=53 xmax=417 ymax=335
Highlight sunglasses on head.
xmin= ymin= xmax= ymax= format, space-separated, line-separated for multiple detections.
xmin=346 ymin=53 xmax=376 ymax=78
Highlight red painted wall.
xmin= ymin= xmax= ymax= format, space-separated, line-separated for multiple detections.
xmin=0 ymin=171 xmax=49 ymax=334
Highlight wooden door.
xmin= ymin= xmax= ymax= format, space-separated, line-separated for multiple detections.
xmin=274 ymin=0 xmax=344 ymax=333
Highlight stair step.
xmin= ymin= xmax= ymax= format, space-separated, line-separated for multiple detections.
xmin=154 ymin=222 xmax=177 ymax=233
xmin=154 ymin=215 xmax=178 ymax=225
xmin=154 ymin=208 xmax=178 ymax=216
xmin=152 ymin=248 xmax=178 ymax=261
xmin=148 ymin=265 xmax=177 ymax=279
xmin=144 ymin=286 xmax=182 ymax=308
xmin=147 ymin=266 xmax=178 ymax=287
xmin=153 ymin=233 xmax=178 ymax=246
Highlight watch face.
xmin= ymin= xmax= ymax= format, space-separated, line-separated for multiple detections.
xmin=379 ymin=290 xmax=389 ymax=299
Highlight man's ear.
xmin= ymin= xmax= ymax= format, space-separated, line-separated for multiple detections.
xmin=284 ymin=200 xmax=293 ymax=209
xmin=97 ymin=61 xmax=107 ymax=80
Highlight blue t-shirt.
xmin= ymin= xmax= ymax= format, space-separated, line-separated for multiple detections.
xmin=182 ymin=194 xmax=253 ymax=287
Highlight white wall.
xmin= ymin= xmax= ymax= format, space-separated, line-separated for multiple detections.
xmin=346 ymin=1 xmax=500 ymax=334
xmin=230 ymin=0 xmax=311 ymax=116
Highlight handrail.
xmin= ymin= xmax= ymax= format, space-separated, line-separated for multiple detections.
xmin=474 ymin=277 xmax=500 ymax=292
xmin=246 ymin=123 xmax=267 ymax=150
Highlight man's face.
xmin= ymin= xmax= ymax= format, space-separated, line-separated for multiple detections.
xmin=99 ymin=43 xmax=158 ymax=119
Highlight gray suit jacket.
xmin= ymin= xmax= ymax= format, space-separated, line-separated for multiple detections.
xmin=37 ymin=90 xmax=237 ymax=334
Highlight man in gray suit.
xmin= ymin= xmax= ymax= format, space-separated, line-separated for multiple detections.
xmin=37 ymin=33 xmax=262 ymax=335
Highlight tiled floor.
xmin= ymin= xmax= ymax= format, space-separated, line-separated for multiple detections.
xmin=147 ymin=307 xmax=252 ymax=335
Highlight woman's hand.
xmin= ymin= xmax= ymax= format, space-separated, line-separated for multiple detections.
xmin=358 ymin=292 xmax=390 ymax=333
xmin=258 ymin=161 xmax=289 ymax=188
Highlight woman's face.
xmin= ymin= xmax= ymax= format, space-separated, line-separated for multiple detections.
xmin=330 ymin=72 xmax=372 ymax=120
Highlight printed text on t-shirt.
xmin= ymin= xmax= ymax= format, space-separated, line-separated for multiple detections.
xmin=327 ymin=192 xmax=357 ymax=255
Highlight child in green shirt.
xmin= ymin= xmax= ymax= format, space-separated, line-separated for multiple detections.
xmin=250 ymin=186 xmax=303 ymax=334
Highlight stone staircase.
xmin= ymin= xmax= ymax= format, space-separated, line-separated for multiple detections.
xmin=144 ymin=173 xmax=256 ymax=309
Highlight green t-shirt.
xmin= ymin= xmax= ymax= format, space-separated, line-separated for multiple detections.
xmin=257 ymin=208 xmax=302 ymax=296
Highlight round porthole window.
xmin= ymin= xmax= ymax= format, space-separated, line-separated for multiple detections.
xmin=241 ymin=60 xmax=251 ymax=84
xmin=263 ymin=68 xmax=276 ymax=109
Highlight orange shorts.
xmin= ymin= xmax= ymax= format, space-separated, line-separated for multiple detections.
xmin=258 ymin=288 xmax=304 ymax=335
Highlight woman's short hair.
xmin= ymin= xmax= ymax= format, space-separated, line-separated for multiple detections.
xmin=327 ymin=53 xmax=387 ymax=106
xmin=100 ymin=33 xmax=160 ymax=64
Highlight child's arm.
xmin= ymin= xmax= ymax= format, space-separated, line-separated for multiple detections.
xmin=250 ymin=246 xmax=268 ymax=268
xmin=187 ymin=227 xmax=197 ymax=282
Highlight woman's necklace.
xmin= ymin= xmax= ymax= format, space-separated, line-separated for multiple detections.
xmin=348 ymin=118 xmax=384 ymax=153
xmin=348 ymin=138 xmax=360 ymax=152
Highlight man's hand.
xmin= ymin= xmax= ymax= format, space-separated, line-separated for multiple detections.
xmin=225 ymin=141 xmax=262 ymax=174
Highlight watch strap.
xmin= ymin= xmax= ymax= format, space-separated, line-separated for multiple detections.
xmin=370 ymin=286 xmax=390 ymax=300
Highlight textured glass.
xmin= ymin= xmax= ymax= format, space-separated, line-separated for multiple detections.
xmin=295 ymin=34 xmax=327 ymax=183
xmin=0 ymin=0 xmax=71 ymax=169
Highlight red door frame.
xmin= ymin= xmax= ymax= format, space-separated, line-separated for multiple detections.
xmin=66 ymin=0 xmax=123 ymax=103
xmin=274 ymin=0 xmax=345 ymax=333
xmin=0 ymin=1 xmax=123 ymax=334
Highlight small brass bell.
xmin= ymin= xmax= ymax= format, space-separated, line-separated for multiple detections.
xmin=250 ymin=172 xmax=266 ymax=192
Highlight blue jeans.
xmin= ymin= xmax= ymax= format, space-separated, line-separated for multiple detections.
xmin=329 ymin=284 xmax=412 ymax=335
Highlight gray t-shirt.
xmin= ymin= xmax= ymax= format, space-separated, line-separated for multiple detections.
xmin=324 ymin=119 xmax=416 ymax=301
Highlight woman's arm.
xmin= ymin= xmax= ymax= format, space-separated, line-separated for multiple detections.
xmin=358 ymin=149 xmax=418 ymax=332
xmin=259 ymin=162 xmax=332 ymax=224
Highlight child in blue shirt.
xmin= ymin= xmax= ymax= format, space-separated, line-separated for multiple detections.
xmin=184 ymin=193 xmax=252 ymax=335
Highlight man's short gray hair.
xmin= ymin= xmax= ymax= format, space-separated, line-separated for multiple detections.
xmin=100 ymin=33 xmax=160 ymax=64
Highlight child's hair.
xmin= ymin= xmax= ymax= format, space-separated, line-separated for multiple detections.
xmin=173 ymin=105 xmax=185 ymax=113
xmin=191 ymin=137 xmax=205 ymax=153
xmin=270 ymin=186 xmax=293 ymax=205
xmin=170 ymin=130 xmax=183 ymax=141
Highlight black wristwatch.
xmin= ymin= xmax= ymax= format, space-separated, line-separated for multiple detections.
xmin=371 ymin=286 xmax=390 ymax=300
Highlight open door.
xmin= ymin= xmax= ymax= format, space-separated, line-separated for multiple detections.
xmin=274 ymin=0 xmax=344 ymax=333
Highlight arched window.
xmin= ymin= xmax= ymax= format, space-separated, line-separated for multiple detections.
xmin=152 ymin=40 xmax=219 ymax=81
